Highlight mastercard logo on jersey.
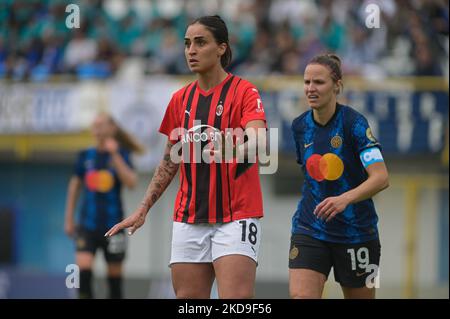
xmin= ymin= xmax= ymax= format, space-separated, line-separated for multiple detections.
xmin=85 ymin=170 xmax=114 ymax=192
xmin=306 ymin=153 xmax=344 ymax=182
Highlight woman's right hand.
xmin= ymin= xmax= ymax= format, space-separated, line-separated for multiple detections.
xmin=64 ymin=218 xmax=76 ymax=238
xmin=104 ymin=208 xmax=147 ymax=237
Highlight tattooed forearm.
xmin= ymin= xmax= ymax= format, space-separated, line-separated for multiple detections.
xmin=150 ymin=193 xmax=158 ymax=205
xmin=140 ymin=142 xmax=179 ymax=212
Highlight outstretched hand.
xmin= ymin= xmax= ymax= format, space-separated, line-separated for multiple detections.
xmin=105 ymin=208 xmax=147 ymax=237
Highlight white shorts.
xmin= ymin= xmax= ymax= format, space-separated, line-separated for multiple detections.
xmin=169 ymin=218 xmax=261 ymax=265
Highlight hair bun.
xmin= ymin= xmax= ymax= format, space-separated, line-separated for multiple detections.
xmin=212 ymin=15 xmax=225 ymax=24
xmin=326 ymin=54 xmax=341 ymax=67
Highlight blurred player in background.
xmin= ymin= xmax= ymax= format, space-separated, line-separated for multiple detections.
xmin=64 ymin=112 xmax=144 ymax=299
xmin=105 ymin=15 xmax=267 ymax=299
xmin=289 ymin=54 xmax=389 ymax=299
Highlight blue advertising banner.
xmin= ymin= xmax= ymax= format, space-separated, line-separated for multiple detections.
xmin=260 ymin=86 xmax=448 ymax=155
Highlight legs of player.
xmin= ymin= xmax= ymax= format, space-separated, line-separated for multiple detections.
xmin=171 ymin=263 xmax=215 ymax=298
xmin=213 ymin=254 xmax=256 ymax=299
xmin=334 ymin=239 xmax=380 ymax=299
xmin=289 ymin=268 xmax=327 ymax=299
xmin=107 ymin=262 xmax=123 ymax=299
xmin=341 ymin=286 xmax=376 ymax=299
xmin=169 ymin=219 xmax=259 ymax=299
xmin=76 ymin=251 xmax=94 ymax=299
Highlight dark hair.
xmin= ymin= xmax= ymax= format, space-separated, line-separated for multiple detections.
xmin=189 ymin=15 xmax=232 ymax=68
xmin=308 ymin=53 xmax=343 ymax=94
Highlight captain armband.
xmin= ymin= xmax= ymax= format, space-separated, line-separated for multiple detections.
xmin=359 ymin=147 xmax=384 ymax=168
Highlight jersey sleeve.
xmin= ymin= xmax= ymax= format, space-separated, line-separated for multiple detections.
xmin=351 ymin=114 xmax=381 ymax=154
xmin=240 ymin=86 xmax=267 ymax=128
xmin=291 ymin=122 xmax=302 ymax=165
xmin=73 ymin=151 xmax=85 ymax=178
xmin=159 ymin=93 xmax=182 ymax=143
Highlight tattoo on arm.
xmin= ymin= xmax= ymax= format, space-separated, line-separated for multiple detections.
xmin=150 ymin=193 xmax=158 ymax=205
xmin=141 ymin=142 xmax=179 ymax=210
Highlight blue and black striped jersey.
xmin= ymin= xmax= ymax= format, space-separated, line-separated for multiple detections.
xmin=291 ymin=103 xmax=382 ymax=243
xmin=74 ymin=147 xmax=132 ymax=232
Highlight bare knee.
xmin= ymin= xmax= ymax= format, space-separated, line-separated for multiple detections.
xmin=342 ymin=286 xmax=376 ymax=299
xmin=175 ymin=288 xmax=211 ymax=299
xmin=219 ymin=289 xmax=254 ymax=299
xmin=290 ymin=285 xmax=323 ymax=299
xmin=76 ymin=252 xmax=94 ymax=270
xmin=290 ymin=290 xmax=321 ymax=299
xmin=289 ymin=269 xmax=326 ymax=299
xmin=107 ymin=263 xmax=123 ymax=277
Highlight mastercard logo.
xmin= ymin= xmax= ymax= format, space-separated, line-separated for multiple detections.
xmin=306 ymin=153 xmax=344 ymax=181
xmin=85 ymin=170 xmax=114 ymax=192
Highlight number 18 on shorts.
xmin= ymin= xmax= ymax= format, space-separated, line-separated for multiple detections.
xmin=170 ymin=218 xmax=261 ymax=265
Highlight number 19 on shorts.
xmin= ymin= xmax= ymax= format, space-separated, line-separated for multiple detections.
xmin=347 ymin=247 xmax=380 ymax=288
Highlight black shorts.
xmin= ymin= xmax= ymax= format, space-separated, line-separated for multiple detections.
xmin=289 ymin=234 xmax=381 ymax=288
xmin=75 ymin=227 xmax=126 ymax=263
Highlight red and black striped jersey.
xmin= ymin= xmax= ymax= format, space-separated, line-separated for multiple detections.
xmin=159 ymin=73 xmax=267 ymax=224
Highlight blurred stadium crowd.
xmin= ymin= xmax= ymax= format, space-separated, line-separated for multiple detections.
xmin=0 ymin=0 xmax=448 ymax=81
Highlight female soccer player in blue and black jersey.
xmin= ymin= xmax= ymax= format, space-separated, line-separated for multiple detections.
xmin=289 ymin=54 xmax=389 ymax=299
xmin=64 ymin=113 xmax=143 ymax=298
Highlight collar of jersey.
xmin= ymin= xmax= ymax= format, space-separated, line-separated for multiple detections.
xmin=311 ymin=103 xmax=342 ymax=127
xmin=196 ymin=73 xmax=233 ymax=96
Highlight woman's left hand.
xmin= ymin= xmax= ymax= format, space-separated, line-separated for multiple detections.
xmin=314 ymin=195 xmax=350 ymax=222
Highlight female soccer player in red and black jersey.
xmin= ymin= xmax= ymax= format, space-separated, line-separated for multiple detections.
xmin=105 ymin=15 xmax=267 ymax=299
